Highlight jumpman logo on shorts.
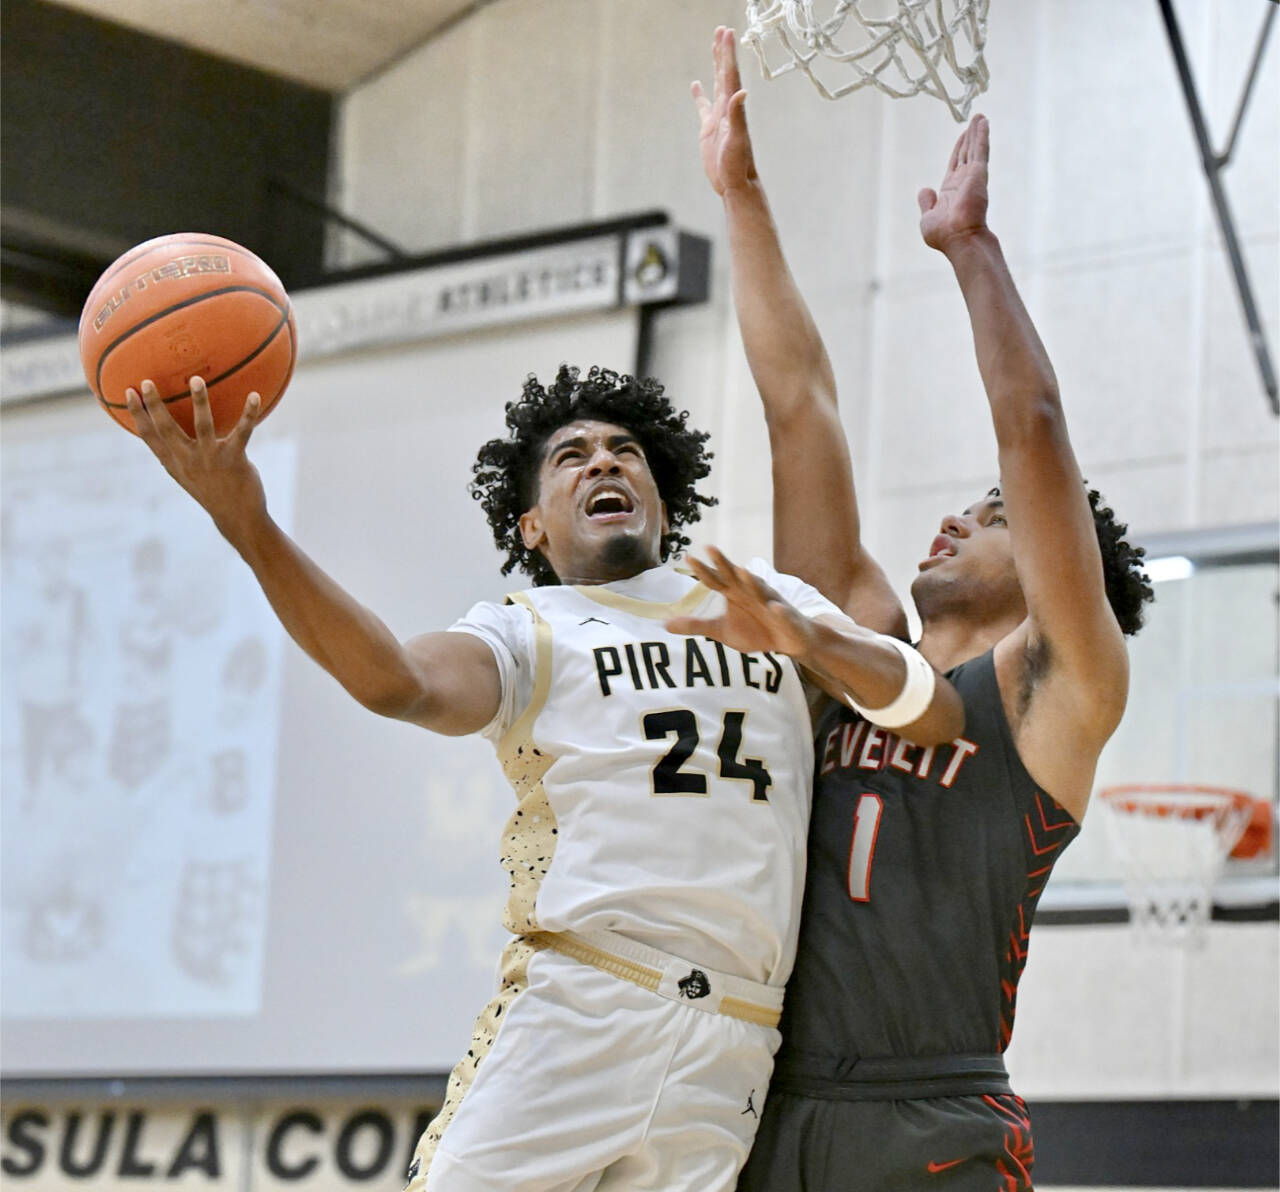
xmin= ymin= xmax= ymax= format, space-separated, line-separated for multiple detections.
xmin=742 ymin=1089 xmax=758 ymax=1118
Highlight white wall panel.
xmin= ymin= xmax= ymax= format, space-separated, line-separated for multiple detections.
xmin=464 ymin=0 xmax=601 ymax=238
xmin=1183 ymin=925 xmax=1280 ymax=1093
xmin=1007 ymin=923 xmax=1280 ymax=1098
xmin=729 ymin=76 xmax=883 ymax=301
xmin=1039 ymin=254 xmax=1197 ymax=467
xmin=1039 ymin=1 xmax=1202 ymax=262
xmin=593 ymin=0 xmax=741 ymax=231
xmin=873 ymin=283 xmax=998 ymax=488
xmin=1200 ymin=446 xmax=1280 ymax=527
xmin=1006 ymin=925 xmax=1182 ymax=1098
xmin=336 ymin=26 xmax=470 ymax=261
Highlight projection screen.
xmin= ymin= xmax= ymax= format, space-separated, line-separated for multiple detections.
xmin=2 ymin=305 xmax=641 ymax=1075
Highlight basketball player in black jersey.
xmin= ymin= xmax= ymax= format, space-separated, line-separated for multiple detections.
xmin=694 ymin=27 xmax=1154 ymax=1190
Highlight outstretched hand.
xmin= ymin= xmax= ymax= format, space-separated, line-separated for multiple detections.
xmin=918 ymin=113 xmax=990 ymax=252
xmin=667 ymin=547 xmax=814 ymax=659
xmin=692 ymin=26 xmax=757 ymax=196
xmin=126 ymin=377 xmax=267 ymax=536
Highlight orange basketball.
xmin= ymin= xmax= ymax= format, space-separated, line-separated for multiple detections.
xmin=78 ymin=232 xmax=296 ymax=437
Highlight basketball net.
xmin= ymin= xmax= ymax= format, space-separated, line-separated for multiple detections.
xmin=742 ymin=0 xmax=990 ymax=121
xmin=1098 ymin=785 xmax=1255 ymax=946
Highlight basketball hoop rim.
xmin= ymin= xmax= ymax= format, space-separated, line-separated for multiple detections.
xmin=1098 ymin=783 xmax=1256 ymax=817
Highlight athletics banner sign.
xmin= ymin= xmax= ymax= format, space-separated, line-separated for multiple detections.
xmin=0 ymin=214 xmax=709 ymax=405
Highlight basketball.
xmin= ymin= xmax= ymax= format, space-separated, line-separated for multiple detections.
xmin=78 ymin=232 xmax=297 ymax=437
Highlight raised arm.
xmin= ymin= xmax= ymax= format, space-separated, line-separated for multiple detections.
xmin=126 ymin=378 xmax=500 ymax=737
xmin=667 ymin=548 xmax=963 ymax=746
xmin=920 ymin=116 xmax=1129 ymax=810
xmin=693 ymin=27 xmax=905 ymax=636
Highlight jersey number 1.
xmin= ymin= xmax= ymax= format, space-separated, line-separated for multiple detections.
xmin=847 ymin=793 xmax=883 ymax=902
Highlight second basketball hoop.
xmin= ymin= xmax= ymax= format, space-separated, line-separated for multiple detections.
xmin=1098 ymin=784 xmax=1258 ymax=946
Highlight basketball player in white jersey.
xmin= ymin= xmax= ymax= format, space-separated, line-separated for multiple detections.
xmin=124 ymin=362 xmax=962 ymax=1190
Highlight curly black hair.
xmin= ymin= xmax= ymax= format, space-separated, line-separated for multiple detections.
xmin=471 ymin=364 xmax=716 ymax=586
xmin=1085 ymin=486 xmax=1154 ymax=636
xmin=989 ymin=484 xmax=1154 ymax=635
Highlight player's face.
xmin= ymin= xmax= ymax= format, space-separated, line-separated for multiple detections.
xmin=910 ymin=492 xmax=1024 ymax=622
xmin=520 ymin=419 xmax=668 ymax=584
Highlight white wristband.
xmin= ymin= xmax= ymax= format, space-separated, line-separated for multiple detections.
xmin=846 ymin=636 xmax=937 ymax=729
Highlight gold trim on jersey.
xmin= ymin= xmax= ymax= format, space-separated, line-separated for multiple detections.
xmin=496 ymin=592 xmax=557 ymax=935
xmin=405 ymin=936 xmax=539 ymax=1190
xmin=570 ymin=579 xmax=712 ymax=621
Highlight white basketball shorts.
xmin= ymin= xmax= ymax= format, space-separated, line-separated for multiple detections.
xmin=408 ymin=940 xmax=781 ymax=1192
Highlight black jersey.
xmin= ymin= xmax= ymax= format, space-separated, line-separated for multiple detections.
xmin=776 ymin=648 xmax=1079 ymax=1078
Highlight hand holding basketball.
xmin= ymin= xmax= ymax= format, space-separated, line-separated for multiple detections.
xmin=918 ymin=114 xmax=991 ymax=253
xmin=127 ymin=376 xmax=268 ymax=538
xmin=693 ymin=26 xmax=757 ymax=197
xmin=79 ymin=232 xmax=295 ymax=437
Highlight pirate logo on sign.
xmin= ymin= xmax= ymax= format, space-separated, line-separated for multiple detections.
xmin=677 ymin=968 xmax=711 ymax=1000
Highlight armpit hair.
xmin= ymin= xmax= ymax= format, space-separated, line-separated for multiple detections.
xmin=1018 ymin=634 xmax=1053 ymax=719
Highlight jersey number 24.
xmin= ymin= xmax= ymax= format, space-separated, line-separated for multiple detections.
xmin=642 ymin=709 xmax=772 ymax=802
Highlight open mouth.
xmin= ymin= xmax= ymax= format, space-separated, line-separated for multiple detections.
xmin=585 ymin=485 xmax=635 ymax=520
xmin=919 ymin=534 xmax=956 ymax=568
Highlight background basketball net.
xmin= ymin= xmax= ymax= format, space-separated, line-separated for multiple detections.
xmin=742 ymin=0 xmax=990 ymax=121
xmin=1098 ymin=785 xmax=1256 ymax=946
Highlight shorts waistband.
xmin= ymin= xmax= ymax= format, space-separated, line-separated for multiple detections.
xmin=771 ymin=1051 xmax=1012 ymax=1101
xmin=528 ymin=928 xmax=783 ymax=1029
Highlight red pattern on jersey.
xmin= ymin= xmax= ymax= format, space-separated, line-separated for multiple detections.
xmin=984 ymin=1094 xmax=1035 ymax=1190
xmin=1000 ymin=788 xmax=1077 ymax=1048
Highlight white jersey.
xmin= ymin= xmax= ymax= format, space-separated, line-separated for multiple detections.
xmin=449 ymin=561 xmax=850 ymax=987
